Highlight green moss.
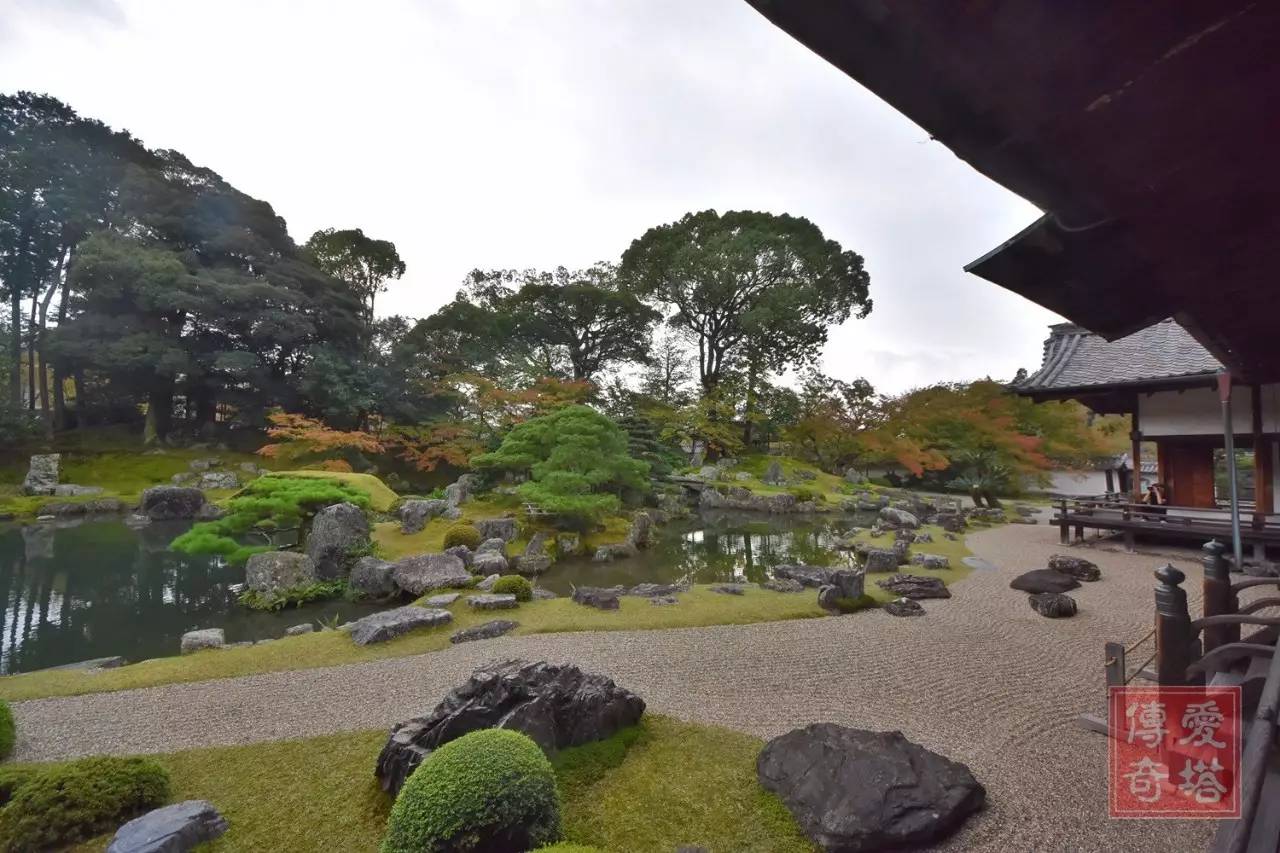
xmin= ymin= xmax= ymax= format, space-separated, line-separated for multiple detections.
xmin=832 ymin=594 xmax=875 ymax=614
xmin=442 ymin=523 xmax=482 ymax=550
xmin=491 ymin=575 xmax=533 ymax=601
xmin=239 ymin=580 xmax=347 ymax=611
xmin=0 ymin=756 xmax=170 ymax=851
xmin=270 ymin=470 xmax=399 ymax=512
xmin=0 ymin=699 xmax=13 ymax=760
xmin=383 ymin=729 xmax=561 ymax=853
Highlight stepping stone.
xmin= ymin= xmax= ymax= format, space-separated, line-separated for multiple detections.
xmin=424 ymin=592 xmax=461 ymax=607
xmin=349 ymin=607 xmax=452 ymax=646
xmin=467 ymin=593 xmax=518 ymax=611
xmin=1009 ymin=569 xmax=1080 ymax=594
xmin=107 ymin=799 xmax=227 ymax=853
xmin=451 ymin=620 xmax=518 ymax=644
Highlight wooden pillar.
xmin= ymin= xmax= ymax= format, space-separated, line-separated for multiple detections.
xmin=1201 ymin=540 xmax=1238 ymax=653
xmin=1251 ymin=384 xmax=1273 ymax=529
xmin=1131 ymin=394 xmax=1143 ymax=501
xmin=1154 ymin=564 xmax=1200 ymax=686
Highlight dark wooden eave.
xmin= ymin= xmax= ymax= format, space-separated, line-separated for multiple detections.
xmin=747 ymin=0 xmax=1280 ymax=381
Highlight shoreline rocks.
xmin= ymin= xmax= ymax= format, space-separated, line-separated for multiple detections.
xmin=245 ymin=552 xmax=317 ymax=595
xmin=140 ymin=486 xmax=205 ymax=521
xmin=348 ymin=606 xmax=452 ymax=646
xmin=306 ymin=502 xmax=370 ymax=579
xmin=180 ymin=628 xmax=225 ymax=654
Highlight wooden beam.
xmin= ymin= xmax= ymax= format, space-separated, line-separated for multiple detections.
xmin=1253 ymin=384 xmax=1273 ymax=529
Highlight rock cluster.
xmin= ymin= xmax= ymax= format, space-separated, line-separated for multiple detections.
xmin=375 ymin=659 xmax=645 ymax=795
xmin=700 ymin=486 xmax=799 ymax=514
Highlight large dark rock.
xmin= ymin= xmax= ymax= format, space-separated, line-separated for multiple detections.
xmin=21 ymin=453 xmax=60 ymax=495
xmin=875 ymin=574 xmax=951 ymax=599
xmin=306 ymin=502 xmax=370 ymax=579
xmin=375 ymin=659 xmax=646 ymax=795
xmin=106 ymin=799 xmax=228 ymax=853
xmin=572 ymin=586 xmax=620 ymax=610
xmin=348 ymin=606 xmax=452 ymax=645
xmin=399 ymin=499 xmax=449 ymax=534
xmin=140 ymin=486 xmax=205 ymax=521
xmin=245 ymin=551 xmax=317 ymax=595
xmin=1029 ymin=592 xmax=1078 ymax=618
xmin=830 ymin=569 xmax=865 ymax=599
xmin=884 ymin=597 xmax=925 ymax=617
xmin=757 ymin=723 xmax=984 ymax=852
xmin=349 ymin=556 xmax=397 ymax=599
xmin=391 ymin=553 xmax=471 ymax=595
xmin=774 ymin=564 xmax=833 ymax=588
xmin=1009 ymin=569 xmax=1081 ymax=594
xmin=1047 ymin=554 xmax=1101 ymax=582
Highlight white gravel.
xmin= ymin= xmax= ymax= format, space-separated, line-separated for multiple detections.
xmin=14 ymin=513 xmax=1222 ymax=851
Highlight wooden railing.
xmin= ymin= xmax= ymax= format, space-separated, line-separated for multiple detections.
xmin=1054 ymin=497 xmax=1280 ymax=552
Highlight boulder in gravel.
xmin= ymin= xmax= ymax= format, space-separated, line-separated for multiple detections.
xmin=180 ymin=628 xmax=224 ymax=654
xmin=476 ymin=517 xmax=518 ymax=542
xmin=106 ymin=799 xmax=228 ymax=853
xmin=762 ymin=578 xmax=805 ymax=593
xmin=472 ymin=550 xmax=508 ymax=575
xmin=876 ymin=574 xmax=951 ymax=599
xmin=348 ymin=556 xmax=396 ymax=599
xmin=391 ymin=553 xmax=470 ymax=595
xmin=878 ymin=506 xmax=920 ymax=529
xmin=467 ymin=593 xmax=517 ymax=610
xmin=1029 ymin=592 xmax=1078 ymax=618
xmin=349 ymin=606 xmax=452 ymax=645
xmin=911 ymin=553 xmax=951 ymax=570
xmin=572 ymin=586 xmax=620 ymax=610
xmin=399 ymin=499 xmax=449 ymax=534
xmin=450 ymin=619 xmax=519 ymax=644
xmin=863 ymin=549 xmax=899 ymax=573
xmin=831 ymin=568 xmax=865 ymax=600
xmin=774 ymin=564 xmax=833 ymax=588
xmin=246 ymin=551 xmax=317 ymax=595
xmin=1047 ymin=554 xmax=1101 ymax=582
xmin=21 ymin=453 xmax=61 ymax=495
xmin=757 ymin=723 xmax=984 ymax=852
xmin=141 ymin=486 xmax=205 ymax=520
xmin=306 ymin=502 xmax=370 ymax=579
xmin=884 ymin=597 xmax=926 ymax=617
xmin=1009 ymin=569 xmax=1081 ymax=594
xmin=375 ymin=659 xmax=645 ymax=795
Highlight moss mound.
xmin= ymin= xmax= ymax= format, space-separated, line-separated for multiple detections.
xmin=0 ymin=756 xmax=170 ymax=850
xmin=442 ymin=523 xmax=482 ymax=550
xmin=491 ymin=575 xmax=533 ymax=602
xmin=382 ymin=728 xmax=561 ymax=853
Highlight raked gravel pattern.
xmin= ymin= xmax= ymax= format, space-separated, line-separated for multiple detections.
xmin=14 ymin=513 xmax=1226 ymax=851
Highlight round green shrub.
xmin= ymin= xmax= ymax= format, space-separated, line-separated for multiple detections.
xmin=491 ymin=574 xmax=533 ymax=602
xmin=789 ymin=487 xmax=822 ymax=503
xmin=442 ymin=523 xmax=482 ymax=550
xmin=0 ymin=756 xmax=170 ymax=851
xmin=0 ymin=699 xmax=14 ymax=760
xmin=382 ymin=728 xmax=561 ymax=853
xmin=0 ymin=766 xmax=39 ymax=807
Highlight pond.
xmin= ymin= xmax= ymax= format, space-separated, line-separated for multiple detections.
xmin=0 ymin=518 xmax=386 ymax=675
xmin=537 ymin=509 xmax=876 ymax=595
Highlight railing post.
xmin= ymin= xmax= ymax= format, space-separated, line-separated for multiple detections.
xmin=1201 ymin=539 xmax=1238 ymax=653
xmin=1154 ymin=564 xmax=1201 ymax=686
xmin=1059 ymin=498 xmax=1069 ymax=544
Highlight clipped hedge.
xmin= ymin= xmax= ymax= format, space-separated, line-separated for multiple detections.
xmin=442 ymin=523 xmax=482 ymax=550
xmin=491 ymin=575 xmax=533 ymax=602
xmin=0 ymin=699 xmax=13 ymax=760
xmin=0 ymin=756 xmax=170 ymax=851
xmin=382 ymin=729 xmax=561 ymax=853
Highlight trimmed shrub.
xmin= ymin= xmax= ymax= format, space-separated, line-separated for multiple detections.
xmin=382 ymin=729 xmax=561 ymax=853
xmin=491 ymin=575 xmax=533 ymax=602
xmin=0 ymin=756 xmax=170 ymax=851
xmin=0 ymin=699 xmax=13 ymax=760
xmin=442 ymin=523 xmax=482 ymax=550
xmin=0 ymin=766 xmax=38 ymax=806
xmin=789 ymin=486 xmax=823 ymax=504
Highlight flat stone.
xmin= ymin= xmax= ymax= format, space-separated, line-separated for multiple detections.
xmin=349 ymin=606 xmax=452 ymax=645
xmin=628 ymin=582 xmax=687 ymax=597
xmin=53 ymin=483 xmax=103 ymax=497
xmin=424 ymin=592 xmax=461 ymax=607
xmin=1029 ymin=592 xmax=1078 ymax=618
xmin=467 ymin=593 xmax=518 ymax=610
xmin=572 ymin=586 xmax=621 ymax=610
xmin=285 ymin=623 xmax=314 ymax=636
xmin=911 ymin=553 xmax=951 ymax=570
xmin=762 ymin=578 xmax=805 ymax=593
xmin=884 ymin=597 xmax=926 ymax=617
xmin=649 ymin=596 xmax=679 ymax=606
xmin=758 ymin=724 xmax=983 ymax=851
xmin=450 ymin=619 xmax=518 ymax=644
xmin=42 ymin=655 xmax=127 ymax=672
xmin=107 ymin=799 xmax=228 ymax=853
xmin=773 ymin=564 xmax=833 ymax=588
xmin=197 ymin=471 xmax=238 ymax=490
xmin=1047 ymin=554 xmax=1102 ymax=582
xmin=710 ymin=583 xmax=746 ymax=595
xmin=180 ymin=628 xmax=224 ymax=654
xmin=391 ymin=553 xmax=470 ymax=595
xmin=1009 ymin=569 xmax=1081 ymax=594
xmin=531 ymin=588 xmax=557 ymax=600
xmin=961 ymin=556 xmax=997 ymax=571
xmin=875 ymin=574 xmax=951 ymax=600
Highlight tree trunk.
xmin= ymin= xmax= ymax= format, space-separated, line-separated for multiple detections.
xmin=8 ymin=286 xmax=20 ymax=408
xmin=52 ymin=256 xmax=74 ymax=431
xmin=37 ymin=245 xmax=70 ymax=436
xmin=71 ymin=370 xmax=87 ymax=428
xmin=144 ymin=385 xmax=173 ymax=446
xmin=26 ymin=292 xmax=37 ymax=411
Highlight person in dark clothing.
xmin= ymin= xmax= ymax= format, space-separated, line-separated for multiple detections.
xmin=1141 ymin=482 xmax=1169 ymax=518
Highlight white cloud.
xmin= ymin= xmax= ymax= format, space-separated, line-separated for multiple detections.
xmin=0 ymin=0 xmax=1061 ymax=393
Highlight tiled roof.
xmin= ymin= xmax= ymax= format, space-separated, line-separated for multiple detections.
xmin=1017 ymin=318 xmax=1222 ymax=392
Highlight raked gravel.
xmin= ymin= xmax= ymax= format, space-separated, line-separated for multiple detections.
xmin=14 ymin=512 xmax=1228 ymax=851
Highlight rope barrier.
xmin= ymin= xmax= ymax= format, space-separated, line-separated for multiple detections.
xmin=1125 ymin=651 xmax=1158 ymax=685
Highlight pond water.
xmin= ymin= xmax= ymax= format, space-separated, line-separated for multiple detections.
xmin=0 ymin=518 xmax=386 ymax=675
xmin=537 ymin=509 xmax=876 ymax=595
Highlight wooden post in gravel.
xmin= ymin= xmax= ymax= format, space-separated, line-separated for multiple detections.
xmin=1201 ymin=539 xmax=1238 ymax=653
xmin=1154 ymin=564 xmax=1200 ymax=686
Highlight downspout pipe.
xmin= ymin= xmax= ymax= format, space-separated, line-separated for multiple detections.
xmin=1219 ymin=371 xmax=1244 ymax=570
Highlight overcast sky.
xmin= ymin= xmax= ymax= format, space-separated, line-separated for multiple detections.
xmin=1 ymin=0 xmax=1062 ymax=394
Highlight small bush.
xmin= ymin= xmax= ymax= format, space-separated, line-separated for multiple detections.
xmin=239 ymin=579 xmax=347 ymax=611
xmin=442 ymin=523 xmax=482 ymax=550
xmin=0 ymin=756 xmax=170 ymax=851
xmin=0 ymin=700 xmax=13 ymax=760
xmin=0 ymin=766 xmax=38 ymax=807
xmin=789 ymin=487 xmax=823 ymax=504
xmin=382 ymin=728 xmax=561 ymax=853
xmin=491 ymin=575 xmax=533 ymax=602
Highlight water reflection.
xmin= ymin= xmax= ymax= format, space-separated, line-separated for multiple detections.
xmin=541 ymin=509 xmax=874 ymax=594
xmin=0 ymin=518 xmax=383 ymax=675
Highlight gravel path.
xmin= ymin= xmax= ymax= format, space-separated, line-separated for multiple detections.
xmin=14 ymin=515 xmax=1221 ymax=851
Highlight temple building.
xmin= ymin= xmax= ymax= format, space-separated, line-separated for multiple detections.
xmin=1015 ymin=318 xmax=1276 ymax=524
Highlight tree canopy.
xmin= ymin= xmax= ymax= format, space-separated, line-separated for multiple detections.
xmin=304 ymin=227 xmax=406 ymax=322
